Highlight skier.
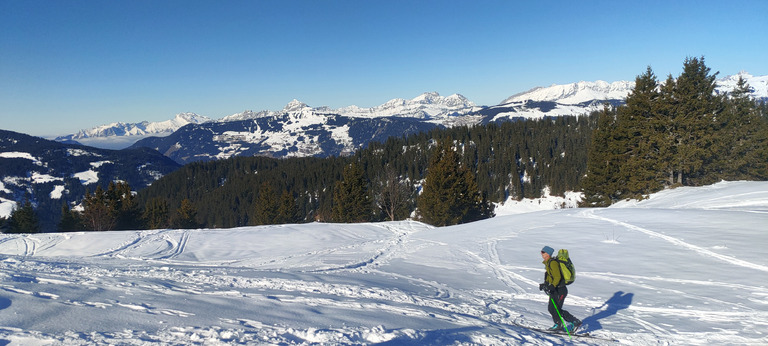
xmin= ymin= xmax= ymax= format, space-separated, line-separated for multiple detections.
xmin=539 ymin=245 xmax=582 ymax=332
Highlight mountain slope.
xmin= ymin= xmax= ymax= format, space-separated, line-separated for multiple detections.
xmin=131 ymin=101 xmax=444 ymax=164
xmin=0 ymin=130 xmax=181 ymax=229
xmin=0 ymin=181 xmax=764 ymax=344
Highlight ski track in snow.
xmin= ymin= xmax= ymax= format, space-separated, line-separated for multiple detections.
xmin=0 ymin=182 xmax=766 ymax=344
xmin=578 ymin=209 xmax=768 ymax=273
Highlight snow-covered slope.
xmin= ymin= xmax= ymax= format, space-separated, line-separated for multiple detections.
xmin=501 ymin=80 xmax=634 ymax=105
xmin=54 ymin=113 xmax=212 ymax=149
xmin=0 ymin=181 xmax=765 ymax=344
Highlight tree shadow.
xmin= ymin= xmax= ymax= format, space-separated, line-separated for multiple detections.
xmin=581 ymin=291 xmax=633 ymax=333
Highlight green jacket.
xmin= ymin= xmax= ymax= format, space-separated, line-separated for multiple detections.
xmin=543 ymin=258 xmax=562 ymax=287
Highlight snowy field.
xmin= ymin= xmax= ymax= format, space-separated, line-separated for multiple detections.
xmin=0 ymin=181 xmax=766 ymax=345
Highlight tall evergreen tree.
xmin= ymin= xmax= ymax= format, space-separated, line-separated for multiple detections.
xmin=58 ymin=203 xmax=82 ymax=232
xmin=171 ymin=199 xmax=201 ymax=229
xmin=417 ymin=141 xmax=492 ymax=226
xmin=332 ymin=163 xmax=372 ymax=222
xmin=275 ymin=190 xmax=299 ymax=224
xmin=617 ymin=66 xmax=664 ymax=197
xmin=715 ymin=76 xmax=768 ymax=180
xmin=582 ymin=105 xmax=621 ymax=206
xmin=7 ymin=200 xmax=40 ymax=234
xmin=143 ymin=197 xmax=170 ymax=229
xmin=82 ymin=186 xmax=117 ymax=231
xmin=253 ymin=182 xmax=279 ymax=225
xmin=668 ymin=56 xmax=721 ymax=185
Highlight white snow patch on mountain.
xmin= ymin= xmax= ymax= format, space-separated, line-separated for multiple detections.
xmin=72 ymin=170 xmax=98 ymax=185
xmin=50 ymin=185 xmax=66 ymax=199
xmin=0 ymin=152 xmax=42 ymax=166
xmin=0 ymin=197 xmax=15 ymax=218
xmin=501 ymin=81 xmax=634 ymax=105
xmin=0 ymin=181 xmax=765 ymax=344
xmin=495 ymin=187 xmax=583 ymax=215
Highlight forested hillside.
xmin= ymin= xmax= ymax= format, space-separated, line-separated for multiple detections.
xmin=136 ymin=115 xmax=595 ymax=228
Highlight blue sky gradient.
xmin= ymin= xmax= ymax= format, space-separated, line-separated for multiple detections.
xmin=2 ymin=0 xmax=766 ymax=136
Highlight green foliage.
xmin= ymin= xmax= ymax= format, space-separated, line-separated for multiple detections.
xmin=171 ymin=199 xmax=201 ymax=229
xmin=417 ymin=141 xmax=493 ymax=226
xmin=6 ymin=200 xmax=40 ymax=234
xmin=584 ymin=57 xmax=768 ymax=205
xmin=58 ymin=203 xmax=82 ymax=232
xmin=143 ymin=197 xmax=170 ymax=229
xmin=332 ymin=163 xmax=373 ymax=223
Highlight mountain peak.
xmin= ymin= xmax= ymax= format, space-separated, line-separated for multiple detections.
xmin=284 ymin=99 xmax=309 ymax=111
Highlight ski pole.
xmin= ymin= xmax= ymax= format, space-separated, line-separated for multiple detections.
xmin=550 ymin=296 xmax=572 ymax=340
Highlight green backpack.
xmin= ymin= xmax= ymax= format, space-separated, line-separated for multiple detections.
xmin=554 ymin=249 xmax=576 ymax=285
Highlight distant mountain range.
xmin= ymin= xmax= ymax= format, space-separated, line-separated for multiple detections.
xmin=55 ymin=113 xmax=212 ymax=149
xmin=55 ymin=72 xmax=768 ymax=161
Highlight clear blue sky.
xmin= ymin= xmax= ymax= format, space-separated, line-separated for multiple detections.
xmin=1 ymin=0 xmax=766 ymax=137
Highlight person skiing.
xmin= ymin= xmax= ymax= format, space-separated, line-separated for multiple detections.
xmin=539 ymin=245 xmax=582 ymax=332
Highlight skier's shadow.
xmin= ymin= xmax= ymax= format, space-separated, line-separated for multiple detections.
xmin=582 ymin=291 xmax=633 ymax=333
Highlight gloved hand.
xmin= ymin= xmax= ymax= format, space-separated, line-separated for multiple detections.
xmin=539 ymin=283 xmax=546 ymax=291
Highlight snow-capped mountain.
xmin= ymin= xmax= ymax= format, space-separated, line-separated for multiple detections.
xmin=55 ymin=113 xmax=212 ymax=150
xmin=130 ymin=99 xmax=443 ymax=164
xmin=715 ymin=71 xmax=768 ymax=99
xmin=481 ymin=72 xmax=768 ymax=123
xmin=71 ymin=72 xmax=768 ymax=161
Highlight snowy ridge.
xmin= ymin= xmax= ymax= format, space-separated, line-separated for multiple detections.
xmin=503 ymin=71 xmax=768 ymax=106
xmin=54 ymin=113 xmax=212 ymax=149
xmin=0 ymin=181 xmax=766 ymax=344
xmin=501 ymin=80 xmax=635 ymax=105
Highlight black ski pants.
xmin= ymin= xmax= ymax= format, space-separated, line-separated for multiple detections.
xmin=548 ymin=286 xmax=578 ymax=325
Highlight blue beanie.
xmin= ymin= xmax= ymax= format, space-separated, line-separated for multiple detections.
xmin=541 ymin=246 xmax=554 ymax=256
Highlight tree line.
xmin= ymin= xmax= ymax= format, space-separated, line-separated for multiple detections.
xmin=582 ymin=57 xmax=768 ymax=206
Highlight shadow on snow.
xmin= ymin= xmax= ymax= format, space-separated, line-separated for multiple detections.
xmin=582 ymin=291 xmax=633 ymax=333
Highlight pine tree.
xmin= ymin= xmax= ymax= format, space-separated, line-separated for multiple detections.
xmin=7 ymin=200 xmax=40 ymax=234
xmin=617 ymin=66 xmax=664 ymax=197
xmin=332 ymin=162 xmax=372 ymax=222
xmin=58 ymin=203 xmax=82 ymax=232
xmin=82 ymin=186 xmax=117 ymax=231
xmin=582 ymin=105 xmax=621 ymax=206
xmin=253 ymin=182 xmax=279 ymax=225
xmin=417 ymin=141 xmax=492 ymax=226
xmin=143 ymin=197 xmax=170 ymax=229
xmin=668 ymin=56 xmax=721 ymax=185
xmin=715 ymin=76 xmax=768 ymax=180
xmin=171 ymin=199 xmax=201 ymax=229
xmin=276 ymin=190 xmax=299 ymax=224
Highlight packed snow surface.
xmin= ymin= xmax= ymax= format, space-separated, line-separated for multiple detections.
xmin=0 ymin=181 xmax=766 ymax=345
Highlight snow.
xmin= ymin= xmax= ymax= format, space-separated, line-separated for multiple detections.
xmin=0 ymin=152 xmax=42 ymax=166
xmin=50 ymin=185 xmax=65 ymax=199
xmin=0 ymin=181 xmax=765 ymax=345
xmin=495 ymin=187 xmax=583 ymax=215
xmin=0 ymin=197 xmax=15 ymax=218
xmin=72 ymin=170 xmax=99 ymax=185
